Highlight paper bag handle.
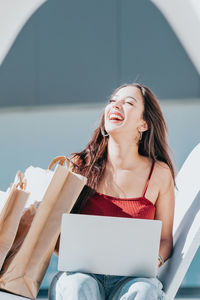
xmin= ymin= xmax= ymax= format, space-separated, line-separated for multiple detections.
xmin=48 ymin=156 xmax=71 ymax=170
xmin=15 ymin=171 xmax=27 ymax=190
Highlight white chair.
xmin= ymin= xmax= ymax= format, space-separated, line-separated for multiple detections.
xmin=158 ymin=143 xmax=200 ymax=299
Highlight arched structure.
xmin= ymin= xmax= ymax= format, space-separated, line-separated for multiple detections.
xmin=151 ymin=0 xmax=200 ymax=75
xmin=0 ymin=0 xmax=47 ymax=65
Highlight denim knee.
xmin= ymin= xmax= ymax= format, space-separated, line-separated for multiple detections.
xmin=108 ymin=277 xmax=165 ymax=300
xmin=49 ymin=271 xmax=105 ymax=300
xmin=121 ymin=281 xmax=162 ymax=299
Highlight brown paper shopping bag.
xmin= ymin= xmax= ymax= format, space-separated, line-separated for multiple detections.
xmin=0 ymin=156 xmax=87 ymax=299
xmin=0 ymin=172 xmax=29 ymax=270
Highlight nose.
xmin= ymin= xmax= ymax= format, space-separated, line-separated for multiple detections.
xmin=112 ymin=100 xmax=123 ymax=109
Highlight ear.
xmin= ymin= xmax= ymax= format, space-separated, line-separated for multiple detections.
xmin=138 ymin=120 xmax=148 ymax=132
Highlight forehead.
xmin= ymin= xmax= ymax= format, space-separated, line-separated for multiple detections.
xmin=113 ymin=86 xmax=143 ymax=103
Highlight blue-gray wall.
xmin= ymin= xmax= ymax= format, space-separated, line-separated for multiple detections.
xmin=0 ymin=0 xmax=199 ymax=108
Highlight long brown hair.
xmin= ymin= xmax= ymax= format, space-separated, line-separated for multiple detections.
xmin=70 ymin=83 xmax=175 ymax=213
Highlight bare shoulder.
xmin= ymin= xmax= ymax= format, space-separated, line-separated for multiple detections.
xmin=154 ymin=161 xmax=174 ymax=191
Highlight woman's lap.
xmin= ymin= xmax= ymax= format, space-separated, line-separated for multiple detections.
xmin=49 ymin=271 xmax=165 ymax=300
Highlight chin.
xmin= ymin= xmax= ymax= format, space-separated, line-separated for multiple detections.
xmin=105 ymin=127 xmax=123 ymax=135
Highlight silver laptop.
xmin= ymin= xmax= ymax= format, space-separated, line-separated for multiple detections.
xmin=58 ymin=213 xmax=162 ymax=277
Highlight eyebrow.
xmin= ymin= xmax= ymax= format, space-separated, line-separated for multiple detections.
xmin=125 ymin=96 xmax=138 ymax=102
xmin=112 ymin=95 xmax=138 ymax=102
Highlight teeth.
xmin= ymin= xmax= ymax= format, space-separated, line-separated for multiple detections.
xmin=109 ymin=113 xmax=123 ymax=120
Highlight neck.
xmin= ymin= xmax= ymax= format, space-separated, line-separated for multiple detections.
xmin=106 ymin=135 xmax=142 ymax=170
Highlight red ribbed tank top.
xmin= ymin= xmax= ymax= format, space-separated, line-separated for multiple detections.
xmin=80 ymin=162 xmax=156 ymax=220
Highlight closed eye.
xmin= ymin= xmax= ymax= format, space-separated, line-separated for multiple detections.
xmin=126 ymin=101 xmax=133 ymax=105
xmin=109 ymin=99 xmax=134 ymax=105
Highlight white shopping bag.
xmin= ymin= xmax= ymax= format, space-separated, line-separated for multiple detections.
xmin=22 ymin=166 xmax=54 ymax=208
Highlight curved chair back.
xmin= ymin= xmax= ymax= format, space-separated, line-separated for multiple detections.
xmin=158 ymin=144 xmax=200 ymax=299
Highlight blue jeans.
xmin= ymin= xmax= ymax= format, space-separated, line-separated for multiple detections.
xmin=48 ymin=271 xmax=165 ymax=300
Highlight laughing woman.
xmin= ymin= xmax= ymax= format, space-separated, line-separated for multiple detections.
xmin=49 ymin=83 xmax=175 ymax=300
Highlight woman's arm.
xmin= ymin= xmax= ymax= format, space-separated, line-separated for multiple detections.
xmin=154 ymin=164 xmax=175 ymax=267
xmin=54 ymin=234 xmax=60 ymax=256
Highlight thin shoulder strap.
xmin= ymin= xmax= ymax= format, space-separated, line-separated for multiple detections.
xmin=142 ymin=161 xmax=155 ymax=198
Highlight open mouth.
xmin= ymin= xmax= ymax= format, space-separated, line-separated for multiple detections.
xmin=107 ymin=111 xmax=124 ymax=123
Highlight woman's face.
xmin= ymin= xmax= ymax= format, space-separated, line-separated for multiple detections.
xmin=104 ymin=86 xmax=148 ymax=138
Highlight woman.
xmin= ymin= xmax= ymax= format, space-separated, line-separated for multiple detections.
xmin=49 ymin=83 xmax=175 ymax=300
